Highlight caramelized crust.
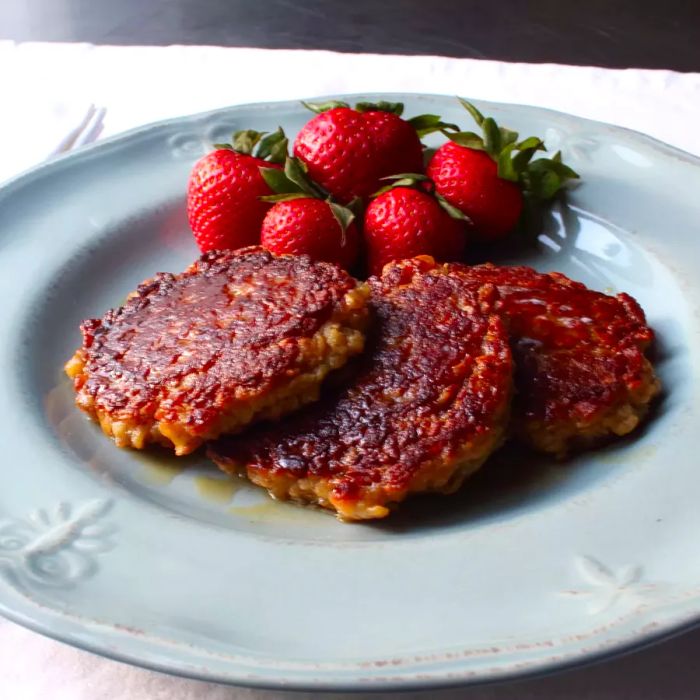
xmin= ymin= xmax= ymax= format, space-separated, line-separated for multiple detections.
xmin=449 ymin=263 xmax=660 ymax=456
xmin=66 ymin=247 xmax=369 ymax=455
xmin=210 ymin=256 xmax=513 ymax=519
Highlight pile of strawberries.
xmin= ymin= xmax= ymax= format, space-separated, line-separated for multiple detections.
xmin=187 ymin=98 xmax=578 ymax=276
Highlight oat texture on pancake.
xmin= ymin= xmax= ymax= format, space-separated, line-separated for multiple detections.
xmin=65 ymin=247 xmax=369 ymax=455
xmin=450 ymin=263 xmax=660 ymax=457
xmin=210 ymin=256 xmax=513 ymax=520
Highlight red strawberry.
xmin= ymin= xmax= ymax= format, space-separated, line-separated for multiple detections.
xmin=258 ymin=156 xmax=359 ymax=269
xmin=428 ymin=142 xmax=523 ymax=240
xmin=363 ymin=178 xmax=467 ymax=277
xmin=187 ymin=129 xmax=287 ymax=252
xmin=293 ymin=100 xmax=453 ymax=203
xmin=261 ymin=198 xmax=359 ymax=270
xmin=427 ymin=99 xmax=579 ymax=240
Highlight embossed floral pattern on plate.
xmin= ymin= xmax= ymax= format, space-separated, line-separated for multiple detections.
xmin=0 ymin=499 xmax=114 ymax=590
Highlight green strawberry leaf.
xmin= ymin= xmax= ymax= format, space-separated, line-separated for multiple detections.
xmin=527 ymin=155 xmax=580 ymax=179
xmin=558 ymin=163 xmax=580 ymax=179
xmin=371 ymin=172 xmax=471 ymax=223
xmin=496 ymin=144 xmax=519 ymax=182
xmin=530 ymin=170 xmax=562 ymax=200
xmin=455 ymin=97 xmax=578 ymax=197
xmin=328 ymin=201 xmax=356 ymax=234
xmin=380 ymin=173 xmax=430 ymax=181
xmin=422 ymin=146 xmax=437 ymax=165
xmin=534 ymin=151 xmax=580 ymax=179
xmin=499 ymin=127 xmax=520 ymax=148
xmin=212 ymin=127 xmax=289 ymax=161
xmin=372 ymin=183 xmax=396 ymax=197
xmin=355 ymin=101 xmax=404 ymax=115
xmin=345 ymin=196 xmax=365 ymax=220
xmin=259 ymin=166 xmax=304 ymax=195
xmin=516 ymin=136 xmax=546 ymax=152
xmin=447 ymin=131 xmax=485 ymax=150
xmin=231 ymin=129 xmax=264 ymax=155
xmin=511 ymin=146 xmax=539 ymax=173
xmin=259 ymin=193 xmax=311 ymax=203
xmin=284 ymin=157 xmax=325 ymax=197
xmin=255 ymin=127 xmax=288 ymax=164
xmin=372 ymin=172 xmax=430 ymax=197
xmin=435 ymin=193 xmax=471 ymax=222
xmin=260 ymin=157 xmax=333 ymax=200
xmin=522 ymin=153 xmax=580 ymax=201
xmin=301 ymin=100 xmax=350 ymax=114
xmin=380 ymin=177 xmax=419 ymax=190
xmin=407 ymin=114 xmax=447 ymax=129
xmin=457 ymin=98 xmax=485 ymax=127
xmin=482 ymin=118 xmax=501 ymax=156
xmin=407 ymin=114 xmax=459 ymax=137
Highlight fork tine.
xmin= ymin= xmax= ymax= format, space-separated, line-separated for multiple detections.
xmin=48 ymin=104 xmax=97 ymax=157
xmin=73 ymin=107 xmax=106 ymax=149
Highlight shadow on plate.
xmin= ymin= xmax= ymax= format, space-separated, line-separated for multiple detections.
xmin=466 ymin=195 xmax=658 ymax=295
xmin=374 ymin=385 xmax=668 ymax=536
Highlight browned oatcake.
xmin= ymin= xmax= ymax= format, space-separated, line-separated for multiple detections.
xmin=450 ymin=263 xmax=660 ymax=457
xmin=65 ymin=247 xmax=369 ymax=455
xmin=209 ymin=256 xmax=513 ymax=520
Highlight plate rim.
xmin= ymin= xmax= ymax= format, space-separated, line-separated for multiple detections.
xmin=2 ymin=597 xmax=700 ymax=692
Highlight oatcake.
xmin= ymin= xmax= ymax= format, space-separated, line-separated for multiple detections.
xmin=450 ymin=263 xmax=660 ymax=457
xmin=209 ymin=256 xmax=513 ymax=520
xmin=65 ymin=247 xmax=369 ymax=455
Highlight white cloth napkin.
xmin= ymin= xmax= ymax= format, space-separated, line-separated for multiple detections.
xmin=1 ymin=42 xmax=700 ymax=183
xmin=1 ymin=42 xmax=700 ymax=700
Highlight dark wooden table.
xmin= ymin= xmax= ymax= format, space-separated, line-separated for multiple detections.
xmin=1 ymin=0 xmax=699 ymax=71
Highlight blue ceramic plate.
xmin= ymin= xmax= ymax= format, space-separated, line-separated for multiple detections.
xmin=0 ymin=95 xmax=699 ymax=691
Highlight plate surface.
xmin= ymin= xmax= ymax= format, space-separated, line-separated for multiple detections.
xmin=1 ymin=94 xmax=699 ymax=691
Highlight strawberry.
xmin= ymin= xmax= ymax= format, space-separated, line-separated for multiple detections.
xmin=428 ymin=143 xmax=524 ymax=240
xmin=363 ymin=175 xmax=468 ymax=276
xmin=187 ymin=128 xmax=287 ymax=252
xmin=262 ymin=198 xmax=359 ymax=270
xmin=293 ymin=100 xmax=455 ymax=203
xmin=427 ymin=99 xmax=579 ymax=240
xmin=259 ymin=157 xmax=359 ymax=269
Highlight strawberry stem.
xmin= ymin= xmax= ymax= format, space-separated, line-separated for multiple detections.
xmin=449 ymin=97 xmax=580 ymax=200
xmin=214 ymin=127 xmax=289 ymax=163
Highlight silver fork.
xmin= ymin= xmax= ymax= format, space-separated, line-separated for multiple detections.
xmin=48 ymin=104 xmax=107 ymax=158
